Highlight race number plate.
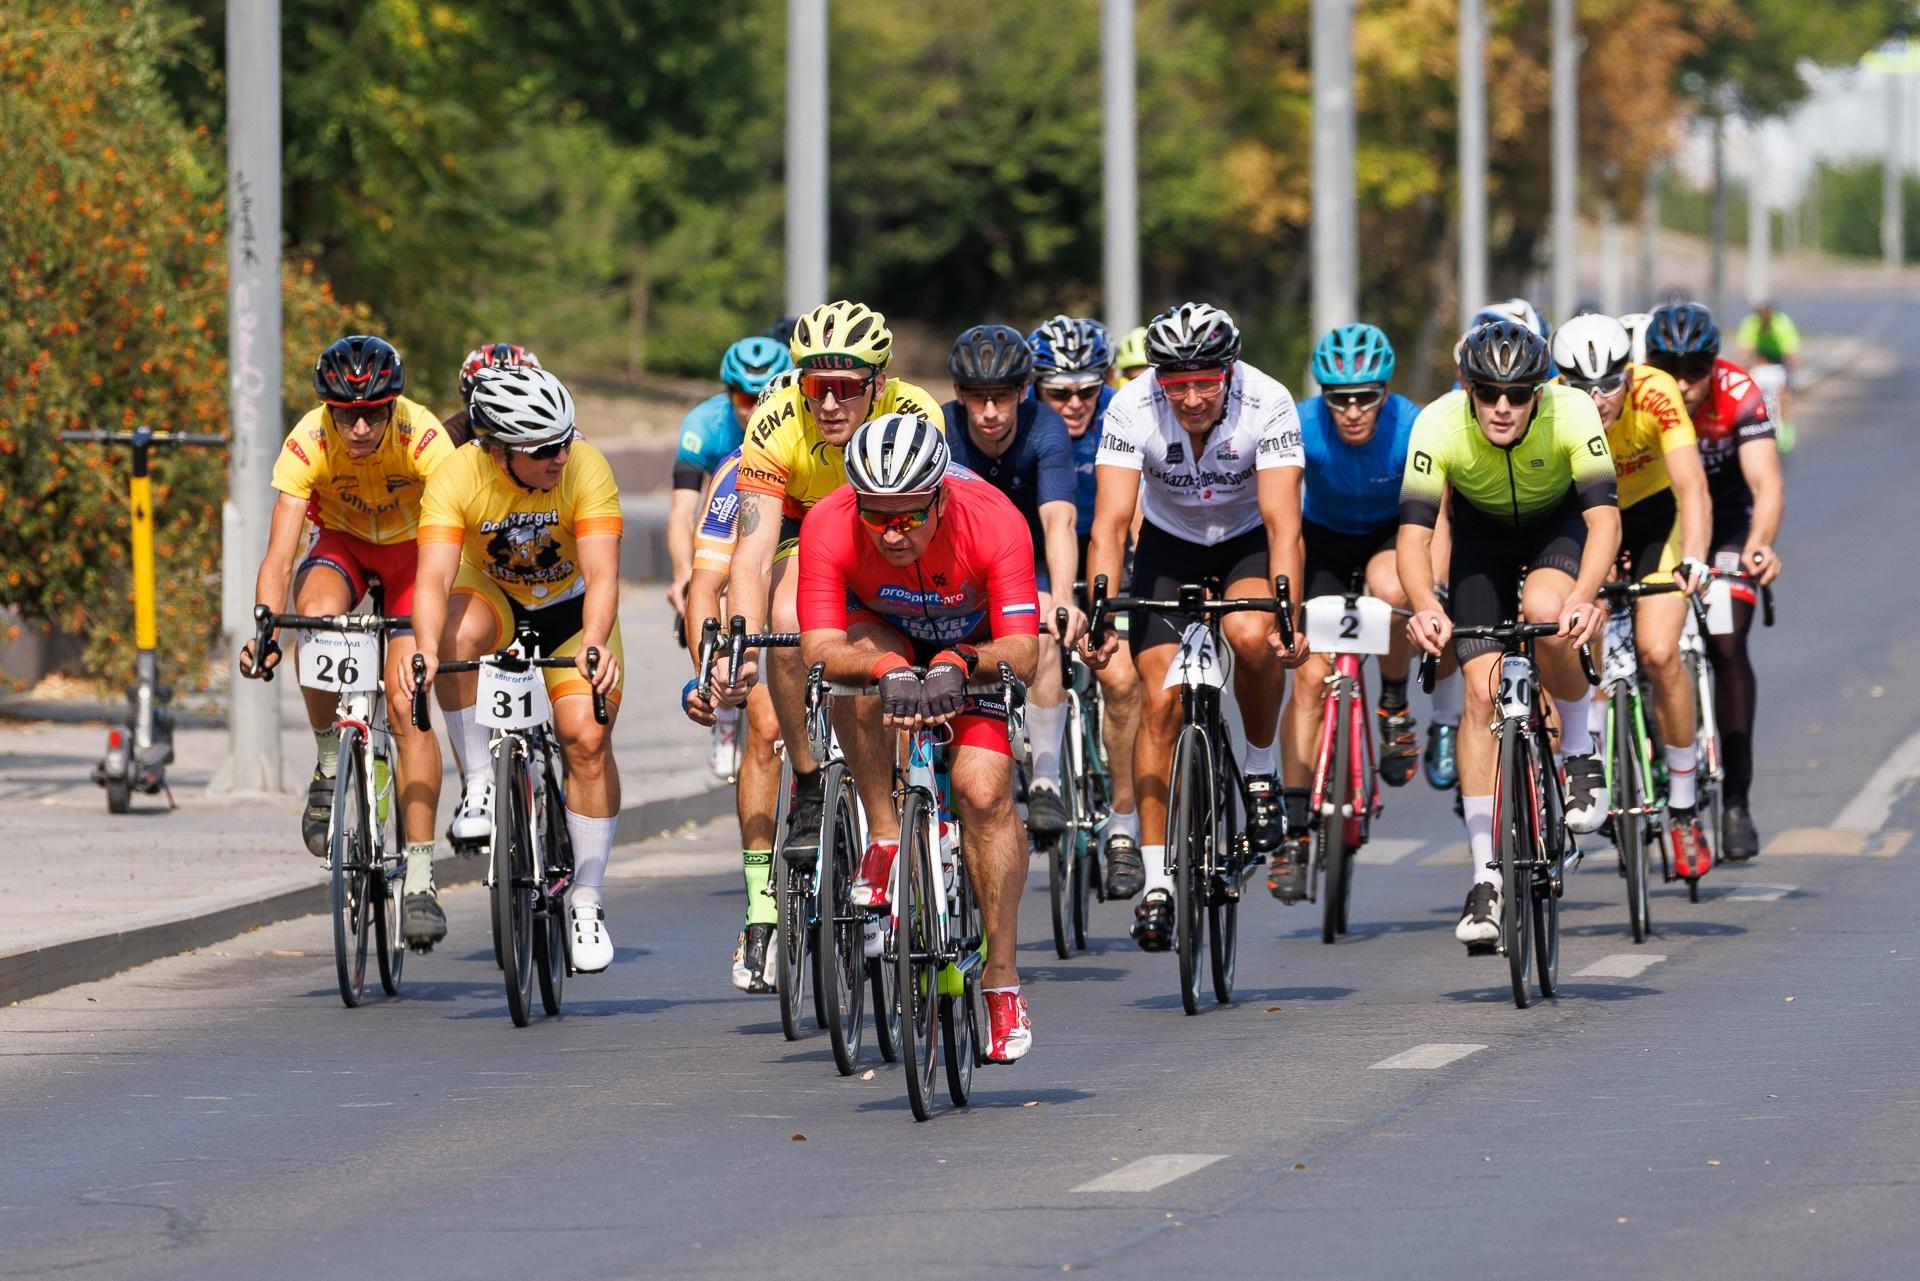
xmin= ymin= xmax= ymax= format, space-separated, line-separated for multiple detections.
xmin=1304 ymin=594 xmax=1393 ymax=656
xmin=1163 ymin=621 xmax=1228 ymax=690
xmin=297 ymin=630 xmax=380 ymax=693
xmin=1702 ymin=578 xmax=1734 ymax=635
xmin=477 ymin=662 xmax=552 ymax=729
xmin=1496 ymin=654 xmax=1534 ymax=721
xmin=1602 ymin=614 xmax=1638 ymax=685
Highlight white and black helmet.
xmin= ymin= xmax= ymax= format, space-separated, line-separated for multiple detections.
xmin=1617 ymin=312 xmax=1653 ymax=365
xmin=1145 ymin=302 xmax=1242 ymax=370
xmin=467 ymin=366 xmax=576 ymax=448
xmin=844 ymin=413 xmax=949 ymax=497
xmin=1550 ymin=313 xmax=1632 ymax=385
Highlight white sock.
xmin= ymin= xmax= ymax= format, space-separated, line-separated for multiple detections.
xmin=1106 ymin=808 xmax=1140 ymax=840
xmin=1665 ymin=742 xmax=1698 ymax=810
xmin=1554 ymin=694 xmax=1593 ymax=757
xmin=1140 ymin=843 xmax=1171 ymax=897
xmin=1431 ymin=669 xmax=1463 ymax=727
xmin=313 ymin=728 xmax=340 ymax=778
xmin=447 ymin=704 xmax=491 ymax=784
xmin=403 ymin=840 xmax=437 ymax=894
xmin=1588 ymin=697 xmax=1610 ymax=742
xmin=1027 ymin=701 xmax=1065 ymax=784
xmin=566 ymin=810 xmax=618 ymax=911
xmin=1463 ymin=795 xmax=1498 ymax=891
xmin=1243 ymin=742 xmax=1276 ymax=775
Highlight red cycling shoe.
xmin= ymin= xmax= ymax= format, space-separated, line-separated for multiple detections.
xmin=984 ymin=988 xmax=1032 ymax=1063
xmin=850 ymin=839 xmax=899 ymax=909
xmin=1670 ymin=814 xmax=1711 ymax=880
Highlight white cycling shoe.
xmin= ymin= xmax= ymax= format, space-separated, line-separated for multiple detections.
xmin=708 ymin=706 xmax=742 ymax=780
xmin=450 ymin=775 xmax=493 ymax=845
xmin=569 ymin=905 xmax=614 ymax=973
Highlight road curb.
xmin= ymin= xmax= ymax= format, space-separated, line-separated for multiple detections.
xmin=0 ymin=782 xmax=733 ymax=1007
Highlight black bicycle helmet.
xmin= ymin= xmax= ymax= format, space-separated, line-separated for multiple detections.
xmin=314 ymin=335 xmax=405 ymax=406
xmin=947 ymin=324 xmax=1035 ymax=387
xmin=1144 ymin=302 xmax=1242 ymax=370
xmin=1457 ymin=319 xmax=1554 ymax=386
xmin=1644 ymin=302 xmax=1722 ymax=360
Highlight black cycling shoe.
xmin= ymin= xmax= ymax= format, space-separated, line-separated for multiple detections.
xmin=402 ymin=890 xmax=448 ymax=949
xmin=1244 ymin=773 xmax=1283 ymax=854
xmin=737 ymin=922 xmax=776 ymax=994
xmin=1131 ymin=889 xmax=1173 ymax=952
xmin=1377 ymin=707 xmax=1420 ymax=788
xmin=1266 ymin=833 xmax=1310 ymax=902
xmin=1104 ymin=832 xmax=1145 ymax=899
xmin=1455 ymin=884 xmax=1500 ymax=956
xmin=1722 ymin=802 xmax=1761 ymax=862
xmin=1026 ymin=781 xmax=1068 ymax=834
xmin=782 ymin=773 xmax=825 ymax=863
xmin=303 ymin=767 xmax=335 ymax=858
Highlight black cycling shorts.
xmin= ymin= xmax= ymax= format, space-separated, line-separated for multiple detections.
xmin=1303 ymin=518 xmax=1398 ymax=600
xmin=1124 ymin=520 xmax=1269 ymax=652
xmin=1447 ymin=492 xmax=1588 ymax=662
xmin=1619 ymin=489 xmax=1680 ymax=584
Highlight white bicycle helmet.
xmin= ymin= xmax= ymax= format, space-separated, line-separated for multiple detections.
xmin=844 ymin=413 xmax=949 ymax=497
xmin=755 ymin=366 xmax=802 ymax=407
xmin=467 ymin=366 xmax=576 ymax=448
xmin=1145 ymin=302 xmax=1242 ymax=369
xmin=1470 ymin=297 xmax=1549 ymax=339
xmin=1616 ymin=311 xmax=1653 ymax=365
xmin=1550 ymin=313 xmax=1632 ymax=385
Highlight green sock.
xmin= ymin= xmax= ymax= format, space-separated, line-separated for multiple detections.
xmin=314 ymin=728 xmax=340 ymax=778
xmin=742 ymin=849 xmax=777 ymax=926
xmin=404 ymin=841 xmax=437 ymax=894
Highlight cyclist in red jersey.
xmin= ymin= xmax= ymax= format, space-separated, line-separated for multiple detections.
xmin=1643 ymin=303 xmax=1784 ymax=861
xmin=790 ymin=413 xmax=1041 ymax=1063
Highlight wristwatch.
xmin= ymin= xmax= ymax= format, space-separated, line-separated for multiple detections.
xmin=948 ymin=643 xmax=980 ymax=677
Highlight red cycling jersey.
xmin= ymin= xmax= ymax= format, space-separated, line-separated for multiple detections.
xmin=1692 ymin=358 xmax=1774 ymax=510
xmin=796 ymin=472 xmax=1040 ymax=648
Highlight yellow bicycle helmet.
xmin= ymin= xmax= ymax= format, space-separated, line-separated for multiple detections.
xmin=1114 ymin=325 xmax=1150 ymax=376
xmin=789 ymin=300 xmax=894 ymax=371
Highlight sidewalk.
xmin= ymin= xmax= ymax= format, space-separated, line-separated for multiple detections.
xmin=0 ymin=587 xmax=731 ymax=1004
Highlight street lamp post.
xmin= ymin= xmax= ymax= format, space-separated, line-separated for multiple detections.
xmin=786 ymin=0 xmax=829 ymax=313
xmin=1458 ymin=0 xmax=1488 ymax=326
xmin=1102 ymin=0 xmax=1141 ymax=334
xmin=1311 ymin=0 xmax=1358 ymax=351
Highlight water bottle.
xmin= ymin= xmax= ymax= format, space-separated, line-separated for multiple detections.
xmin=373 ymin=753 xmax=392 ymax=827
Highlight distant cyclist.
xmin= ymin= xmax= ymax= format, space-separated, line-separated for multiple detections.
xmin=445 ymin=343 xmax=540 ymax=447
xmin=1112 ymin=325 xmax=1151 ymax=384
xmin=1736 ymin=301 xmax=1800 ymax=443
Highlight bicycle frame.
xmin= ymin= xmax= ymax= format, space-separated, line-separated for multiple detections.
xmin=1310 ymin=652 xmax=1380 ymax=848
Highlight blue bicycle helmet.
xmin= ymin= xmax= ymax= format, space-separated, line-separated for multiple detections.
xmin=1644 ymin=302 xmax=1721 ymax=359
xmin=719 ymin=336 xmax=794 ymax=396
xmin=1311 ymin=322 xmax=1396 ymax=387
xmin=1027 ymin=315 xmax=1114 ymax=379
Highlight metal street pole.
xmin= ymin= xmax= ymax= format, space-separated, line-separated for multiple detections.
xmin=213 ymin=0 xmax=283 ymax=796
xmin=785 ymin=0 xmax=829 ymax=312
xmin=1457 ymin=0 xmax=1487 ymax=326
xmin=1638 ymin=163 xmax=1659 ymax=304
xmin=1598 ymin=201 xmax=1625 ymax=315
xmin=1311 ymin=0 xmax=1358 ymax=351
xmin=1550 ymin=0 xmax=1577 ymax=322
xmin=1102 ymin=0 xmax=1141 ymax=333
xmin=1885 ymin=59 xmax=1905 ymax=271
xmin=1709 ymin=111 xmax=1727 ymax=316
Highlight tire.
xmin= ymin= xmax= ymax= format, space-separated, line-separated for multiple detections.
xmin=941 ymin=856 xmax=978 ymax=1107
xmin=1319 ymin=687 xmax=1353 ymax=946
xmin=106 ymin=775 xmax=131 ymax=814
xmin=818 ymin=763 xmax=866 ymax=1076
xmin=897 ymin=791 xmax=940 ymax=1121
xmin=870 ymin=950 xmax=901 ymax=1064
xmin=1208 ymin=735 xmax=1240 ymax=1004
xmin=1614 ymin=691 xmax=1651 ymax=945
xmin=330 ymin=731 xmax=373 ymax=1009
xmin=1688 ymin=654 xmax=1726 ymax=866
xmin=1534 ymin=862 xmax=1559 ymax=999
xmin=536 ymin=764 xmax=568 ymax=1018
xmin=374 ymin=744 xmax=404 ymax=998
xmin=493 ymin=743 xmax=536 ymax=1028
xmin=1169 ymin=725 xmax=1211 ymax=1017
xmin=1070 ymin=692 xmax=1105 ymax=950
xmin=1497 ymin=726 xmax=1532 ymax=1010
xmin=774 ymin=835 xmax=814 ymax=1043
xmin=1046 ymin=825 xmax=1070 ymax=961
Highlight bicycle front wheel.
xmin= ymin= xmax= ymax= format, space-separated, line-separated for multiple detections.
xmin=373 ymin=743 xmax=404 ymax=997
xmin=1168 ymin=724 xmax=1212 ymax=1016
xmin=1319 ymin=688 xmax=1354 ymax=945
xmin=896 ymin=791 xmax=940 ymax=1121
xmin=1687 ymin=653 xmax=1726 ymax=865
xmin=1612 ymin=691 xmax=1651 ymax=944
xmin=941 ymin=855 xmax=978 ymax=1108
xmin=330 ymin=730 xmax=374 ymax=1008
xmin=818 ymin=763 xmax=866 ymax=1075
xmin=775 ymin=828 xmax=816 ymax=1043
xmin=535 ymin=772 xmax=568 ymax=1018
xmin=1496 ymin=725 xmax=1532 ymax=1010
xmin=493 ymin=744 xmax=537 ymax=1027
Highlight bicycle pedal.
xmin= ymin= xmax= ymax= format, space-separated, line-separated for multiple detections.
xmin=1465 ymin=941 xmax=1497 ymax=958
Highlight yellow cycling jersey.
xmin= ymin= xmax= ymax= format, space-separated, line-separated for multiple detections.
xmin=1399 ymin=383 xmax=1616 ymax=528
xmin=1605 ymin=364 xmax=1696 ymax=510
xmin=417 ymin=439 xmax=624 ymax=610
xmin=735 ymin=376 xmax=941 ymax=517
xmin=270 ymin=396 xmax=453 ymax=545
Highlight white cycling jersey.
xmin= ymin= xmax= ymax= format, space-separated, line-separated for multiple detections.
xmin=1094 ymin=360 xmax=1304 ymax=544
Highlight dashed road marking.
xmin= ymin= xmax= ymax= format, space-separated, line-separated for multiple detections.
xmin=1073 ymin=1154 xmax=1226 ymax=1193
xmin=1833 ymin=726 xmax=1920 ymax=832
xmin=1368 ymin=1042 xmax=1487 ymax=1070
xmin=1726 ymin=883 xmax=1795 ymax=902
xmin=1574 ymin=953 xmax=1667 ymax=979
xmin=1419 ymin=842 xmax=1471 ymax=866
xmin=1355 ymin=839 xmax=1423 ymax=866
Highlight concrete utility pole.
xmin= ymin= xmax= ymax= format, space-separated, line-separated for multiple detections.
xmin=1885 ymin=55 xmax=1905 ymax=270
xmin=1457 ymin=0 xmax=1488 ymax=325
xmin=785 ymin=0 xmax=829 ymax=312
xmin=1709 ymin=112 xmax=1728 ymax=316
xmin=1746 ymin=127 xmax=1772 ymax=305
xmin=1311 ymin=0 xmax=1358 ymax=351
xmin=213 ymin=0 xmax=284 ymax=796
xmin=1638 ymin=164 xmax=1659 ymax=305
xmin=1598 ymin=202 xmax=1625 ymax=315
xmin=1549 ymin=0 xmax=1577 ymax=322
xmin=1102 ymin=0 xmax=1141 ymax=333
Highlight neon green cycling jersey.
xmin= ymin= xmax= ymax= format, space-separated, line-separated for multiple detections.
xmin=1399 ymin=384 xmax=1616 ymax=528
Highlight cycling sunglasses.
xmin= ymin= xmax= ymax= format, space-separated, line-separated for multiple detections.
xmin=327 ymin=402 xmax=395 ymax=428
xmin=1325 ymin=387 xmax=1386 ymax=412
xmin=1567 ymin=370 xmax=1629 ymax=397
xmin=1039 ymin=380 xmax=1104 ymax=404
xmin=799 ymin=370 xmax=877 ymax=402
xmin=1646 ymin=352 xmax=1716 ymax=383
xmin=1155 ymin=367 xmax=1229 ymax=391
xmin=958 ymin=384 xmax=1024 ymax=409
xmin=857 ymin=495 xmax=937 ymax=535
xmin=1468 ymin=381 xmax=1539 ymax=407
xmin=729 ymin=389 xmax=760 ymax=414
xmin=511 ymin=429 xmax=575 ymax=460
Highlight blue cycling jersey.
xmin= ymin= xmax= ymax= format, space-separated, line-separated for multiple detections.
xmin=940 ymin=399 xmax=1078 ymax=539
xmin=673 ymin=392 xmax=745 ymax=490
xmin=1298 ymin=391 xmax=1421 ymax=534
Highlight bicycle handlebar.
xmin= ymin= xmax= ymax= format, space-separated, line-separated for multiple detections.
xmin=241 ymin=603 xmax=411 ymax=682
xmin=410 ymin=648 xmax=607 ymax=730
xmin=1416 ymin=621 xmax=1598 ymax=693
xmin=60 ymin=430 xmax=228 ymax=447
xmin=1598 ymin=576 xmax=1714 ymax=636
xmin=1700 ymin=567 xmax=1777 ymax=628
xmin=1086 ymin=574 xmax=1295 ymax=651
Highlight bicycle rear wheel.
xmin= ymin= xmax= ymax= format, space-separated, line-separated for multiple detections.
xmin=775 ymin=832 xmax=817 ymax=1043
xmin=1169 ymin=724 xmax=1211 ymax=1016
xmin=1319 ymin=688 xmax=1354 ymax=945
xmin=1207 ymin=738 xmax=1239 ymax=1004
xmin=372 ymin=742 xmax=404 ymax=997
xmin=870 ymin=944 xmax=901 ymax=1064
xmin=818 ymin=763 xmax=866 ymax=1075
xmin=896 ymin=792 xmax=940 ymax=1121
xmin=1612 ymin=691 xmax=1651 ymax=944
xmin=1687 ymin=653 xmax=1726 ymax=865
xmin=493 ymin=744 xmax=537 ymax=1027
xmin=535 ymin=771 xmax=568 ymax=1018
xmin=941 ymin=856 xmax=978 ymax=1107
xmin=1533 ymin=864 xmax=1559 ymax=998
xmin=330 ymin=731 xmax=374 ymax=1009
xmin=1496 ymin=725 xmax=1532 ymax=1010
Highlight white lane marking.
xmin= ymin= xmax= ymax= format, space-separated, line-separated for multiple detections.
xmin=1419 ymin=842 xmax=1471 ymax=866
xmin=1834 ymin=726 xmax=1920 ymax=832
xmin=1368 ymin=1042 xmax=1487 ymax=1070
xmin=1073 ymin=1154 xmax=1226 ymax=1193
xmin=1574 ymin=953 xmax=1667 ymax=979
xmin=1355 ymin=838 xmax=1423 ymax=866
xmin=1727 ymin=883 xmax=1794 ymax=902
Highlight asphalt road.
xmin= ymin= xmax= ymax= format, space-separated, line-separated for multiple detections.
xmin=4 ymin=285 xmax=1917 ymax=1280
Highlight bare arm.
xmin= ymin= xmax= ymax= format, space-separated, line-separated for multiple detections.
xmin=1736 ymin=436 xmax=1784 ymax=583
xmin=402 ymin=538 xmax=463 ymax=697
xmin=253 ymin=493 xmax=315 ymax=620
xmin=575 ymin=533 xmax=622 ymax=695
xmin=1084 ymin=464 xmax=1138 ymax=659
xmin=1038 ymin=499 xmax=1082 ymax=641
xmin=725 ymin=491 xmax=784 ymax=637
xmin=664 ymin=487 xmax=702 ymax=610
xmin=1664 ymin=440 xmax=1713 ymax=568
xmin=1257 ymin=466 xmax=1307 ymax=660
xmin=802 ymin=630 xmax=1038 ymax=688
xmin=1561 ymin=505 xmax=1622 ymax=646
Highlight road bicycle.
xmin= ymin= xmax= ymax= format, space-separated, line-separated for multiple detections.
xmin=60 ymin=428 xmax=226 ymax=812
xmin=1686 ymin=568 xmax=1776 ymax=867
xmin=1088 ymin=574 xmax=1292 ymax=1016
xmin=1421 ymin=621 xmax=1597 ymax=1009
xmin=1044 ymin=604 xmax=1111 ymax=958
xmin=248 ymin=597 xmax=409 ymax=1007
xmin=808 ymin=660 xmax=1027 ymax=1121
xmin=410 ymin=636 xmax=606 ymax=1028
